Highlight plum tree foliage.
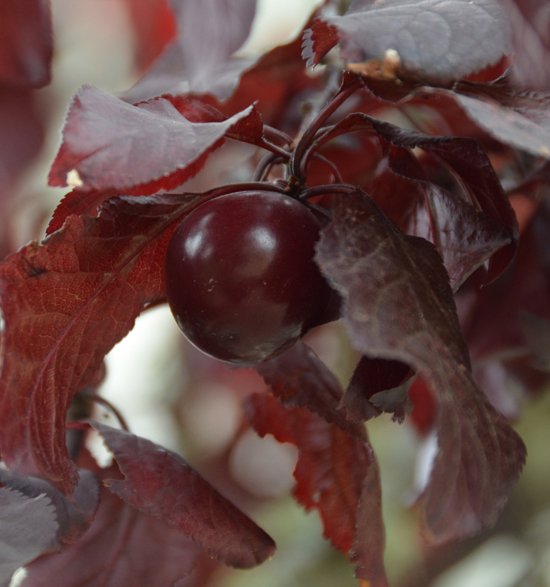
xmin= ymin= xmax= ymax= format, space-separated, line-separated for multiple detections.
xmin=0 ymin=1 xmax=549 ymax=586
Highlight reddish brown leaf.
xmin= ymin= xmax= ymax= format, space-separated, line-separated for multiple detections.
xmin=45 ymin=188 xmax=117 ymax=235
xmin=91 ymin=421 xmax=276 ymax=568
xmin=302 ymin=19 xmax=339 ymax=67
xmin=48 ymin=85 xmax=262 ymax=194
xmin=246 ymin=393 xmax=388 ymax=587
xmin=0 ymin=0 xmax=53 ymax=88
xmin=255 ymin=341 xmax=358 ymax=435
xmin=0 ymin=194 xmax=200 ymax=491
xmin=315 ymin=191 xmax=526 ymax=543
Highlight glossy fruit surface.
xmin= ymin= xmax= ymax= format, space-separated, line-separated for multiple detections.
xmin=164 ymin=190 xmax=334 ymax=364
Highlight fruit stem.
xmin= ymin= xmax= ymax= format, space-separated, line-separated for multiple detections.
xmin=226 ymin=126 xmax=291 ymax=159
xmin=290 ymin=75 xmax=363 ymax=182
xmin=263 ymin=124 xmax=292 ymax=147
xmin=79 ymin=389 xmax=130 ymax=432
xmin=199 ymin=181 xmax=290 ymax=199
xmin=253 ymin=152 xmax=285 ymax=181
xmin=258 ymin=137 xmax=292 ymax=159
xmin=299 ymin=182 xmax=358 ymax=200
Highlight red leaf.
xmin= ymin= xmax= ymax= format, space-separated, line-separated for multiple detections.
xmin=0 ymin=194 xmax=200 ymax=491
xmin=23 ymin=462 xmax=217 ymax=587
xmin=0 ymin=0 xmax=53 ymax=88
xmin=45 ymin=187 xmax=117 ymax=235
xmin=255 ymin=341 xmax=358 ymax=435
xmin=305 ymin=0 xmax=509 ymax=83
xmin=315 ymin=191 xmax=526 ymax=543
xmin=246 ymin=393 xmax=388 ymax=587
xmin=91 ymin=421 xmax=276 ymax=568
xmin=48 ymin=85 xmax=262 ymax=194
xmin=302 ymin=19 xmax=339 ymax=67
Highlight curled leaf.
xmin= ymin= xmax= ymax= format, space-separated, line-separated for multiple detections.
xmin=315 ymin=191 xmax=526 ymax=542
xmin=91 ymin=421 xmax=276 ymax=568
xmin=246 ymin=393 xmax=388 ymax=586
xmin=48 ymin=85 xmax=262 ymax=194
xmin=0 ymin=194 xmax=199 ymax=491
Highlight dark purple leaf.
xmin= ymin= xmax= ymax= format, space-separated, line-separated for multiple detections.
xmin=315 ymin=191 xmax=526 ymax=543
xmin=434 ymin=81 xmax=550 ymax=157
xmin=343 ymin=356 xmax=412 ymax=422
xmin=246 ymin=393 xmax=388 ymax=587
xmin=322 ymin=114 xmax=516 ymax=285
xmin=370 ymin=144 xmax=512 ymax=290
xmin=410 ymin=182 xmax=511 ymax=289
xmin=0 ymin=487 xmax=57 ymax=587
xmin=354 ymin=76 xmax=550 ymax=157
xmin=124 ymin=0 xmax=256 ymax=102
xmin=91 ymin=421 xmax=275 ymax=568
xmin=0 ymin=0 xmax=53 ymax=88
xmin=48 ymin=85 xmax=262 ymax=193
xmin=304 ymin=0 xmax=510 ymax=83
xmin=0 ymin=469 xmax=99 ymax=545
xmin=23 ymin=460 xmax=216 ymax=587
xmin=0 ymin=466 xmax=98 ymax=586
xmin=0 ymin=194 xmax=200 ymax=491
xmin=365 ymin=116 xmax=518 ymax=282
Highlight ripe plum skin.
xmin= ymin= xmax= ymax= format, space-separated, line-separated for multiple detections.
xmin=164 ymin=191 xmax=334 ymax=364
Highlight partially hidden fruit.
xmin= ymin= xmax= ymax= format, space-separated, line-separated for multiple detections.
xmin=164 ymin=190 xmax=336 ymax=364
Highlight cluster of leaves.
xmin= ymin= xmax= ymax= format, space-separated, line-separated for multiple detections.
xmin=1 ymin=0 xmax=549 ymax=586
